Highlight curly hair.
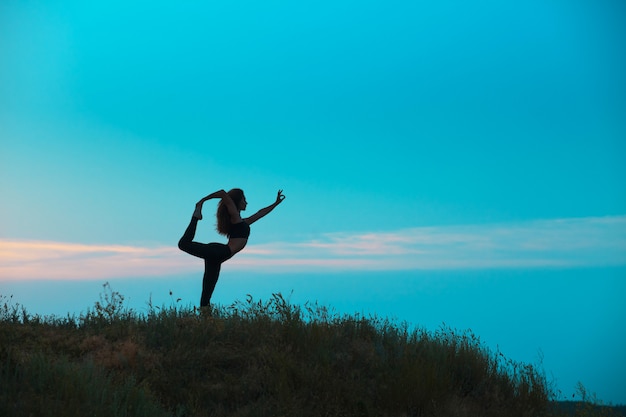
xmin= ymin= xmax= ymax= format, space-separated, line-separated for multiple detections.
xmin=216 ymin=188 xmax=245 ymax=236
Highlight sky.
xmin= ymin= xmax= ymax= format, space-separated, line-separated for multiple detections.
xmin=1 ymin=0 xmax=626 ymax=405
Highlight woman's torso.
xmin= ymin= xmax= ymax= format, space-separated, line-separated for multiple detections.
xmin=227 ymin=221 xmax=250 ymax=255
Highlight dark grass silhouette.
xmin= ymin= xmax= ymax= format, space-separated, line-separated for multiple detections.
xmin=0 ymin=284 xmax=622 ymax=417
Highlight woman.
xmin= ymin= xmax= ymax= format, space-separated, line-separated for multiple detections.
xmin=178 ymin=188 xmax=285 ymax=309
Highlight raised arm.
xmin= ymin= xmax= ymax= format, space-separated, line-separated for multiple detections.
xmin=244 ymin=190 xmax=285 ymax=225
xmin=198 ymin=190 xmax=241 ymax=223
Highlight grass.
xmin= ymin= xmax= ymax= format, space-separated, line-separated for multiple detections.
xmin=0 ymin=283 xmax=622 ymax=417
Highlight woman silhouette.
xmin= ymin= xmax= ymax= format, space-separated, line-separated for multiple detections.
xmin=178 ymin=188 xmax=285 ymax=309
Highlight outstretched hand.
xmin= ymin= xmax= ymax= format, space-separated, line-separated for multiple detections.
xmin=276 ymin=190 xmax=286 ymax=204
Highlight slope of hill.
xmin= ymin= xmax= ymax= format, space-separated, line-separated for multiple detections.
xmin=0 ymin=286 xmax=620 ymax=417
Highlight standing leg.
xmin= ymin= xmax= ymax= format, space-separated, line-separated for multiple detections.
xmin=200 ymin=261 xmax=221 ymax=307
xmin=199 ymin=244 xmax=233 ymax=307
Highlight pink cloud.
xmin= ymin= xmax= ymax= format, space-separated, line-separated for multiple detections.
xmin=0 ymin=240 xmax=192 ymax=281
xmin=1 ymin=215 xmax=624 ymax=281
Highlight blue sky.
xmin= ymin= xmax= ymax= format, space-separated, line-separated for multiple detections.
xmin=1 ymin=0 xmax=625 ymax=405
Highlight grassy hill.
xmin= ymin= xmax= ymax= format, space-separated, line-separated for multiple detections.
xmin=0 ymin=284 xmax=622 ymax=417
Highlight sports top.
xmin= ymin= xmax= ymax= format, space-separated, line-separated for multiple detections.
xmin=229 ymin=221 xmax=250 ymax=239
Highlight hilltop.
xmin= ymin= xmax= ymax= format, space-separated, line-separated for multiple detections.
xmin=0 ymin=285 xmax=621 ymax=417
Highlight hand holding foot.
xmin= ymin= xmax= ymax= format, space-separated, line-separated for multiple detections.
xmin=193 ymin=201 xmax=204 ymax=220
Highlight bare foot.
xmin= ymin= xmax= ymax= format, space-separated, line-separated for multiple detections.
xmin=193 ymin=202 xmax=203 ymax=220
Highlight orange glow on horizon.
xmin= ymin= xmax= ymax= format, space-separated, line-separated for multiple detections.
xmin=1 ymin=215 xmax=624 ymax=281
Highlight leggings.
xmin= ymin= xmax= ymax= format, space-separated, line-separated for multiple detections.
xmin=178 ymin=217 xmax=233 ymax=307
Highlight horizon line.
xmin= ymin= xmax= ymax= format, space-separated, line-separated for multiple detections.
xmin=1 ymin=214 xmax=625 ymax=281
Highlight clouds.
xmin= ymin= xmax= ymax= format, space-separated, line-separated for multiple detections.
xmin=242 ymin=215 xmax=626 ymax=272
xmin=0 ymin=240 xmax=186 ymax=281
xmin=1 ymin=215 xmax=624 ymax=281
